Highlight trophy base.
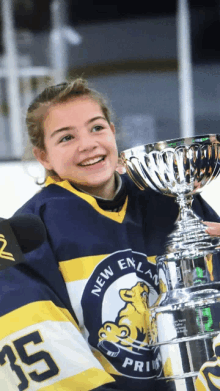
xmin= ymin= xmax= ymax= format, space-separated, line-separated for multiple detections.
xmin=150 ymin=283 xmax=220 ymax=391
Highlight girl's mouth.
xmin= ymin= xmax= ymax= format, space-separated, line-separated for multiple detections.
xmin=79 ymin=156 xmax=105 ymax=167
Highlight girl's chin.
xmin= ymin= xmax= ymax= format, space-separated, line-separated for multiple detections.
xmin=79 ymin=180 xmax=112 ymax=190
xmin=76 ymin=175 xmax=116 ymax=196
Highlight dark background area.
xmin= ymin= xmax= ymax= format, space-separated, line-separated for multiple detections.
xmin=1 ymin=0 xmax=220 ymax=159
xmin=8 ymin=0 xmax=220 ymax=64
xmin=12 ymin=0 xmax=217 ymax=30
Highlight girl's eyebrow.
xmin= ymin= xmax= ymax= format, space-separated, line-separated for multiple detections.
xmin=50 ymin=116 xmax=107 ymax=138
xmin=87 ymin=116 xmax=107 ymax=124
xmin=50 ymin=126 xmax=74 ymax=139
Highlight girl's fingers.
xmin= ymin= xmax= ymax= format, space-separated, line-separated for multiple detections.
xmin=203 ymin=221 xmax=220 ymax=236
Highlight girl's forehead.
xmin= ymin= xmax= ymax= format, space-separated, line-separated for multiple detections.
xmin=49 ymin=96 xmax=101 ymax=112
xmin=43 ymin=97 xmax=104 ymax=131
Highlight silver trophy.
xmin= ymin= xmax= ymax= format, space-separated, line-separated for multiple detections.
xmin=121 ymin=134 xmax=220 ymax=391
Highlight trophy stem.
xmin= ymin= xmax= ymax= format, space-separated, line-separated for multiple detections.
xmin=166 ymin=194 xmax=220 ymax=258
xmin=176 ymin=195 xmax=197 ymax=223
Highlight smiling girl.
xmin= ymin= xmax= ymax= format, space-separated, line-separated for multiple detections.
xmin=33 ymin=95 xmax=118 ymax=199
xmin=0 ymin=79 xmax=220 ymax=391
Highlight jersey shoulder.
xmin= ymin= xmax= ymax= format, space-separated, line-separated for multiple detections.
xmin=15 ymin=184 xmax=76 ymax=216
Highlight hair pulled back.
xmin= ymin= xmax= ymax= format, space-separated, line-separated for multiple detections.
xmin=26 ymin=78 xmax=112 ymax=151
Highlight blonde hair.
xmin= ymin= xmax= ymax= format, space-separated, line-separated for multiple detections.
xmin=25 ymin=78 xmax=114 ymax=181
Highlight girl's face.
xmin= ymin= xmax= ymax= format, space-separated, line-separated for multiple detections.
xmin=34 ymin=97 xmax=119 ymax=199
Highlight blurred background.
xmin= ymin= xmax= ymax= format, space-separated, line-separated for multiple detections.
xmin=0 ymin=0 xmax=220 ymax=217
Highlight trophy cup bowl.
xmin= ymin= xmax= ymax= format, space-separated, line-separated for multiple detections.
xmin=120 ymin=134 xmax=220 ymax=259
xmin=120 ymin=134 xmax=220 ymax=391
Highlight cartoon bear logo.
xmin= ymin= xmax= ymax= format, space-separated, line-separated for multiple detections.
xmin=98 ymin=282 xmax=158 ymax=355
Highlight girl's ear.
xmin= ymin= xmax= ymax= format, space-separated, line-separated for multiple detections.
xmin=110 ymin=122 xmax=116 ymax=134
xmin=33 ymin=147 xmax=53 ymax=170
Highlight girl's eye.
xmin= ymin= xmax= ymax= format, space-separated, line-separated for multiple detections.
xmin=59 ymin=134 xmax=74 ymax=143
xmin=91 ymin=125 xmax=104 ymax=133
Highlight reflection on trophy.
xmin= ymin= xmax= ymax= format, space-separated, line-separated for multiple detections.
xmin=121 ymin=134 xmax=220 ymax=391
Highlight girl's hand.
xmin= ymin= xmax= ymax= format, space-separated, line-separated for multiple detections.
xmin=203 ymin=221 xmax=220 ymax=236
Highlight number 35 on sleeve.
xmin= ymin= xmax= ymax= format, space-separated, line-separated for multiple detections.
xmin=0 ymin=330 xmax=59 ymax=391
xmin=0 ymin=301 xmax=114 ymax=390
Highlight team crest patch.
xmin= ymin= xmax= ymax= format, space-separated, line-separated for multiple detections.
xmin=81 ymin=249 xmax=162 ymax=379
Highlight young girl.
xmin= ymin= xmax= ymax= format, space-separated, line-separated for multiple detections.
xmin=0 ymin=79 xmax=220 ymax=391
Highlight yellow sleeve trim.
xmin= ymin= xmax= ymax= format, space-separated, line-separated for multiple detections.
xmin=0 ymin=300 xmax=80 ymax=339
xmin=59 ymin=254 xmax=109 ymax=282
xmin=46 ymin=177 xmax=128 ymax=223
xmin=39 ymin=367 xmax=115 ymax=390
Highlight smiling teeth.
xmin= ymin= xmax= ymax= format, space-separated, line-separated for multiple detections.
xmin=80 ymin=156 xmax=104 ymax=166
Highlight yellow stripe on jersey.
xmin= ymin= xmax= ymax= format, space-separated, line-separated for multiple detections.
xmin=46 ymin=177 xmax=128 ymax=223
xmin=39 ymin=367 xmax=115 ymax=390
xmin=93 ymin=349 xmax=122 ymax=377
xmin=195 ymin=376 xmax=208 ymax=391
xmin=60 ymin=254 xmax=157 ymax=283
xmin=147 ymin=255 xmax=157 ymax=265
xmin=0 ymin=301 xmax=79 ymax=339
xmin=59 ymin=254 xmax=109 ymax=282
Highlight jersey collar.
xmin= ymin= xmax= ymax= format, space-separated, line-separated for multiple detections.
xmin=45 ymin=175 xmax=128 ymax=223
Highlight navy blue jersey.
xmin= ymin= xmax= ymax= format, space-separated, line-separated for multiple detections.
xmin=0 ymin=174 xmax=219 ymax=391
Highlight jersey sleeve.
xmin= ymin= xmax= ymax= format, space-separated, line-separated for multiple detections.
xmin=194 ymin=195 xmax=220 ymax=222
xmin=195 ymin=334 xmax=220 ymax=391
xmin=0 ymin=250 xmax=115 ymax=390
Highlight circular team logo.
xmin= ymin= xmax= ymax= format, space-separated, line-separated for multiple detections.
xmin=81 ymin=249 xmax=163 ymax=379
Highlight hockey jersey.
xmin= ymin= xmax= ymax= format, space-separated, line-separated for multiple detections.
xmin=196 ymin=333 xmax=220 ymax=391
xmin=0 ymin=174 xmax=219 ymax=391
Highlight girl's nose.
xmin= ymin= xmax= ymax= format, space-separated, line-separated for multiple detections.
xmin=78 ymin=132 xmax=98 ymax=152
